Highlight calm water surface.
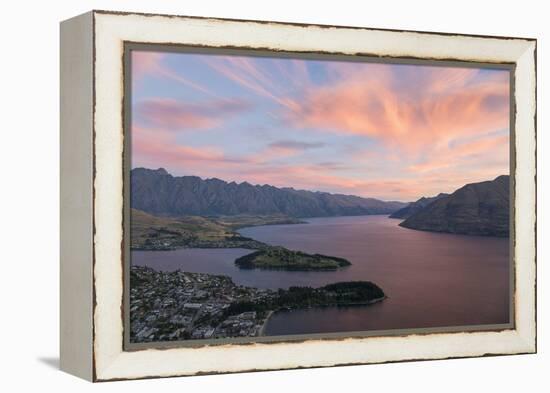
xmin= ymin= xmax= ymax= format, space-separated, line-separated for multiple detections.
xmin=131 ymin=215 xmax=510 ymax=335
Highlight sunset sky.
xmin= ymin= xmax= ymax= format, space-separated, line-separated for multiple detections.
xmin=131 ymin=50 xmax=510 ymax=202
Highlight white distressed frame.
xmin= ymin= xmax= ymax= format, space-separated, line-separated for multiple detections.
xmin=63 ymin=10 xmax=536 ymax=381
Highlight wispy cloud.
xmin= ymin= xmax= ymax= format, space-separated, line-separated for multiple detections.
xmin=268 ymin=140 xmax=325 ymax=151
xmin=132 ymin=51 xmax=165 ymax=80
xmin=135 ymin=98 xmax=251 ymax=131
xmin=132 ymin=51 xmax=220 ymax=98
xmin=283 ymin=66 xmax=509 ymax=153
xmin=132 ymin=126 xmax=251 ymax=173
xmin=201 ymin=56 xmax=306 ymax=109
xmin=408 ymin=134 xmax=509 ymax=174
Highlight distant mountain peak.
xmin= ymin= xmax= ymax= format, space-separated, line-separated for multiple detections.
xmin=389 ymin=193 xmax=449 ymax=219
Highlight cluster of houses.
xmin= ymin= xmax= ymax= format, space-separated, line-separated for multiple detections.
xmin=130 ymin=266 xmax=275 ymax=342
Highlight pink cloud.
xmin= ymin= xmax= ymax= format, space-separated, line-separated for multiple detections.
xmin=214 ymin=163 xmax=434 ymax=201
xmin=408 ymin=134 xmax=509 ymax=174
xmin=132 ymin=51 xmax=165 ymax=79
xmin=249 ymin=140 xmax=326 ymax=163
xmin=135 ymin=98 xmax=251 ymax=130
xmin=132 ymin=123 xmax=506 ymax=201
xmin=132 ymin=126 xmax=250 ymax=172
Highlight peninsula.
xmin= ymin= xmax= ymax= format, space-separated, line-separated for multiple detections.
xmin=131 ymin=208 xmax=303 ymax=251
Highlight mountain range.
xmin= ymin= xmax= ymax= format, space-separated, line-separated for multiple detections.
xmin=399 ymin=175 xmax=510 ymax=237
xmin=131 ymin=168 xmax=407 ymax=218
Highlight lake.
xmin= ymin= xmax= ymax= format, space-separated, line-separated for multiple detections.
xmin=131 ymin=215 xmax=510 ymax=336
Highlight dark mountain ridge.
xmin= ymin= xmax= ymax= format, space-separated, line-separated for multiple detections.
xmin=389 ymin=193 xmax=449 ymax=219
xmin=399 ymin=175 xmax=509 ymax=237
xmin=131 ymin=167 xmax=407 ymax=218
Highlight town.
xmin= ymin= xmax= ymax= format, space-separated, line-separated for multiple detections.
xmin=130 ymin=266 xmax=277 ymax=342
xmin=130 ymin=265 xmax=386 ymax=343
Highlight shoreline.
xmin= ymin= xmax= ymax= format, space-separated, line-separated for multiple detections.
xmin=131 ymin=214 xmax=397 ymax=253
xmin=258 ymin=310 xmax=275 ymax=336
xmin=257 ymin=296 xmax=386 ymax=337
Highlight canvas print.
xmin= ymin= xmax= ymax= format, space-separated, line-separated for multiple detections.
xmin=127 ymin=48 xmax=511 ymax=344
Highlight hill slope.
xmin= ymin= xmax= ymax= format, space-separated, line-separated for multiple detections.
xmin=399 ymin=175 xmax=510 ymax=237
xmin=389 ymin=193 xmax=449 ymax=219
xmin=130 ymin=208 xmax=305 ymax=250
xmin=131 ymin=168 xmax=406 ymax=218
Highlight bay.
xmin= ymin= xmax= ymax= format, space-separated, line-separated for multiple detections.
xmin=131 ymin=215 xmax=510 ymax=335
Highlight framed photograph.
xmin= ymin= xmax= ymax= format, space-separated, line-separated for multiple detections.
xmin=60 ymin=10 xmax=537 ymax=381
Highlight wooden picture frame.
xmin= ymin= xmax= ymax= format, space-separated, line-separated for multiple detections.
xmin=60 ymin=10 xmax=536 ymax=381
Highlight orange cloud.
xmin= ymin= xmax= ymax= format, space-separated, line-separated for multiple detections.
xmin=283 ymin=66 xmax=509 ymax=152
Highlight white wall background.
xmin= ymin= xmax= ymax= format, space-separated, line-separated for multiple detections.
xmin=0 ymin=0 xmax=546 ymax=391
